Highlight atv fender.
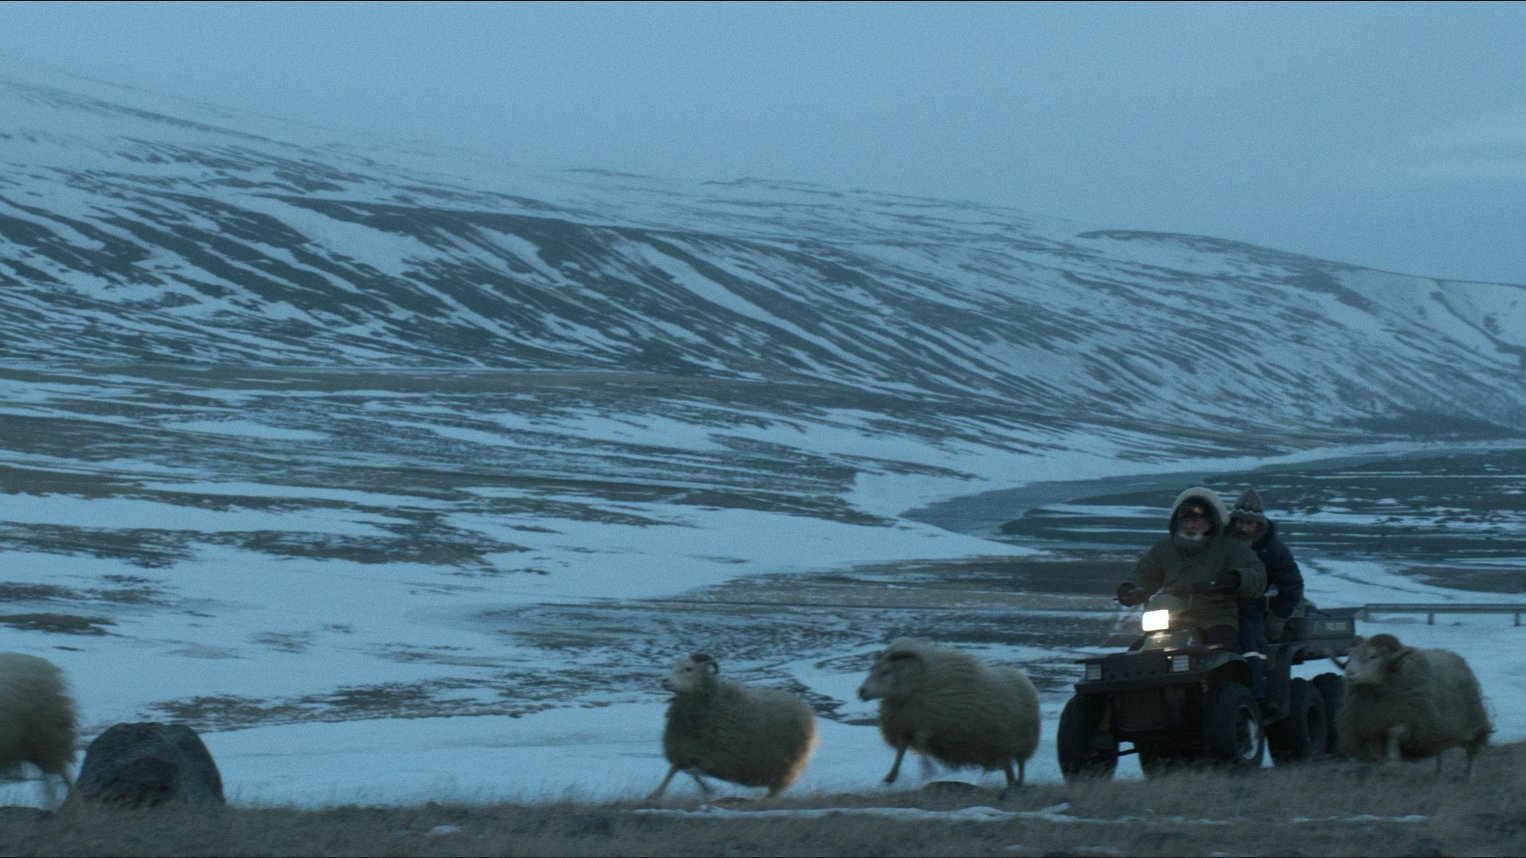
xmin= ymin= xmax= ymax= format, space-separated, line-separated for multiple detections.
xmin=1202 ymin=651 xmax=1252 ymax=690
xmin=1262 ymin=641 xmax=1307 ymax=717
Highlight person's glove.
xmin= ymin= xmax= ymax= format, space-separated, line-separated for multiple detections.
xmin=1115 ymin=582 xmax=1146 ymax=606
xmin=1215 ymin=569 xmax=1242 ymax=591
xmin=1266 ymin=614 xmax=1288 ymax=641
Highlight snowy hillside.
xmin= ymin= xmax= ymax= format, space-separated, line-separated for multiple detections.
xmin=3 ymin=64 xmax=1524 ymax=449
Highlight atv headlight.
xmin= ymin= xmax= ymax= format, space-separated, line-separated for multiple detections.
xmin=1170 ymin=654 xmax=1191 ymax=673
xmin=1142 ymin=608 xmax=1171 ymax=632
xmin=1085 ymin=662 xmax=1102 ymax=682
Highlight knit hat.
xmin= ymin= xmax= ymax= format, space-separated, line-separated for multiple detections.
xmin=1230 ymin=488 xmax=1268 ymax=527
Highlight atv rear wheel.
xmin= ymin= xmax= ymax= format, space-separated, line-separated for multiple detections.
xmin=1311 ymin=672 xmax=1344 ymax=756
xmin=1267 ymin=677 xmax=1328 ymax=763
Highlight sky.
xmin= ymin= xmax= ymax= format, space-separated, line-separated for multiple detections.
xmin=0 ymin=1 xmax=1522 ymax=285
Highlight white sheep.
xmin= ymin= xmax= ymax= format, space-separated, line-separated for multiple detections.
xmin=856 ymin=638 xmax=1040 ymax=790
xmin=649 ymin=652 xmax=817 ymax=799
xmin=0 ymin=652 xmax=78 ymax=806
xmin=1338 ymin=633 xmax=1492 ymax=772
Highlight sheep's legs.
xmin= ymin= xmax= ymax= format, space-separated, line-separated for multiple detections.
xmin=883 ymin=742 xmax=909 ymax=783
xmin=1383 ymin=724 xmax=1408 ymax=765
xmin=648 ymin=765 xmax=681 ymax=799
xmin=647 ymin=760 xmax=711 ymax=793
xmin=39 ymin=770 xmax=72 ymax=809
xmin=648 ymin=766 xmax=714 ymax=800
xmin=1002 ymin=758 xmax=1025 ymax=788
xmin=917 ymin=753 xmax=936 ymax=781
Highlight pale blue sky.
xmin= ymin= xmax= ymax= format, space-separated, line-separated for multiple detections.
xmin=2 ymin=1 xmax=1522 ymax=283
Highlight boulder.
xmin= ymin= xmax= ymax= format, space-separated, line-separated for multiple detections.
xmin=74 ymin=722 xmax=225 ymax=807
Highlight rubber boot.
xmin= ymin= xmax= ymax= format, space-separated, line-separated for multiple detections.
xmin=1245 ymin=651 xmax=1268 ymax=702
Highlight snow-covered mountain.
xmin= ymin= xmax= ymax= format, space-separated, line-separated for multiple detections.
xmin=5 ymin=64 xmax=1524 ymax=456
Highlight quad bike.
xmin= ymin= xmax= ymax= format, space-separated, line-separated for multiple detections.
xmin=1057 ymin=584 xmax=1356 ymax=780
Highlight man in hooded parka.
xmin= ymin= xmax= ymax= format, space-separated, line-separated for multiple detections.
xmin=1115 ymin=486 xmax=1267 ymax=652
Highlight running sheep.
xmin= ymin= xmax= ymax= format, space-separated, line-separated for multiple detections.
xmin=857 ymin=637 xmax=1040 ymax=790
xmin=649 ymin=652 xmax=817 ymax=799
xmin=0 ymin=652 xmax=78 ymax=806
xmin=1339 ymin=633 xmax=1492 ymax=772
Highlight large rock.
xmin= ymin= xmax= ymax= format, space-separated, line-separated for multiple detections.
xmin=74 ymin=722 xmax=225 ymax=807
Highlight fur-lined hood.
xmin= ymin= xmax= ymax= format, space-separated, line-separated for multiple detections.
xmin=1166 ymin=486 xmax=1229 ymax=534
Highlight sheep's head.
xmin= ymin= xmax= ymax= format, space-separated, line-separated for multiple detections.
xmin=1344 ymin=634 xmax=1416 ymax=687
xmin=662 ymin=652 xmax=719 ymax=694
xmin=857 ymin=639 xmax=925 ymax=701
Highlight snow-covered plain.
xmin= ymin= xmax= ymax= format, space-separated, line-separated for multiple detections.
xmin=0 ymin=411 xmax=1520 ymax=809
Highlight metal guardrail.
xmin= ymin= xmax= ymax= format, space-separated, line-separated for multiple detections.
xmin=1360 ymin=603 xmax=1526 ymax=627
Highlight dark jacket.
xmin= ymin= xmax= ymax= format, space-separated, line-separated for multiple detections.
xmin=1244 ymin=519 xmax=1304 ymax=620
xmin=1127 ymin=488 xmax=1267 ymax=631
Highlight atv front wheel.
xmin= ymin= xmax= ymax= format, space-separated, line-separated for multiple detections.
xmin=1202 ymin=681 xmax=1265 ymax=768
xmin=1057 ymin=694 xmax=1118 ymax=781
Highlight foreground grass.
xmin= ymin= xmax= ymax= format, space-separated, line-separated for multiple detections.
xmin=4 ymin=742 xmax=1524 ymax=857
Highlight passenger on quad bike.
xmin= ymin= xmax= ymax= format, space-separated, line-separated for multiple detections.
xmin=1115 ymin=487 xmax=1266 ymax=652
xmin=1227 ymin=487 xmax=1306 ymax=705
